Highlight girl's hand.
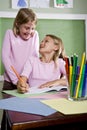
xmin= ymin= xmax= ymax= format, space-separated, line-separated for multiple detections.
xmin=39 ymin=81 xmax=53 ymax=89
xmin=39 ymin=78 xmax=68 ymax=89
xmin=17 ymin=77 xmax=29 ymax=93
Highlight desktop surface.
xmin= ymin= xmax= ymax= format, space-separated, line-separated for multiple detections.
xmin=1 ymin=93 xmax=87 ymax=130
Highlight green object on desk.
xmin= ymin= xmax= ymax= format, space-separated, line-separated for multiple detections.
xmin=2 ymin=89 xmax=57 ymax=98
xmin=71 ymin=54 xmax=78 ymax=96
xmin=78 ymin=64 xmax=85 ymax=97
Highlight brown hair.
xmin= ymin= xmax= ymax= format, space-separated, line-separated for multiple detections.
xmin=13 ymin=8 xmax=37 ymax=36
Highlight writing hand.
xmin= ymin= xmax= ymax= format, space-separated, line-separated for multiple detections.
xmin=17 ymin=78 xmax=29 ymax=94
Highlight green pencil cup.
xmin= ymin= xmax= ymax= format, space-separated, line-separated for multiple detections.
xmin=67 ymin=73 xmax=87 ymax=101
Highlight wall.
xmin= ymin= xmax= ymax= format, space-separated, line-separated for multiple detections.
xmin=0 ymin=0 xmax=87 ymax=14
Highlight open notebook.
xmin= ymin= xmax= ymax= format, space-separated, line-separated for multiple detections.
xmin=26 ymin=86 xmax=67 ymax=94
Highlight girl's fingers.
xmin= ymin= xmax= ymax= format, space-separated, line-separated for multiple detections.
xmin=17 ymin=86 xmax=27 ymax=94
xmin=17 ymin=82 xmax=29 ymax=93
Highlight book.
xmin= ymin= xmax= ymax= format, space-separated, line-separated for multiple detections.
xmin=26 ymin=86 xmax=67 ymax=94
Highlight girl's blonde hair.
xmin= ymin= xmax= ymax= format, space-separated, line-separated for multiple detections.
xmin=46 ymin=34 xmax=66 ymax=63
xmin=13 ymin=8 xmax=37 ymax=36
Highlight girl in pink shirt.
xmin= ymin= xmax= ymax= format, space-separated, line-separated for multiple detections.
xmin=17 ymin=34 xmax=68 ymax=93
xmin=1 ymin=8 xmax=39 ymax=130
xmin=1 ymin=8 xmax=39 ymax=90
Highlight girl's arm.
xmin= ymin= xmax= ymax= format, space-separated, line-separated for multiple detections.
xmin=2 ymin=30 xmax=18 ymax=84
xmin=39 ymin=76 xmax=68 ymax=88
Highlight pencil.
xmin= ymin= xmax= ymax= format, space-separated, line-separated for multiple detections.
xmin=69 ymin=65 xmax=72 ymax=86
xmin=71 ymin=54 xmax=78 ymax=96
xmin=64 ymin=56 xmax=70 ymax=75
xmin=78 ymin=64 xmax=85 ymax=97
xmin=11 ymin=65 xmax=21 ymax=81
xmin=75 ymin=52 xmax=85 ymax=98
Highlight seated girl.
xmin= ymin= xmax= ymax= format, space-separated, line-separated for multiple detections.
xmin=17 ymin=34 xmax=68 ymax=93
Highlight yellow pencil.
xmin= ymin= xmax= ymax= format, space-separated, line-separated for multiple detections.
xmin=69 ymin=65 xmax=72 ymax=86
xmin=75 ymin=52 xmax=85 ymax=98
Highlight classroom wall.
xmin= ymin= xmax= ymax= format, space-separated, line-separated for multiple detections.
xmin=0 ymin=0 xmax=87 ymax=75
xmin=0 ymin=0 xmax=87 ymax=14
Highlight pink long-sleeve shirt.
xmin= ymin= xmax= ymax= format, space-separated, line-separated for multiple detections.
xmin=21 ymin=56 xmax=66 ymax=87
xmin=2 ymin=29 xmax=39 ymax=84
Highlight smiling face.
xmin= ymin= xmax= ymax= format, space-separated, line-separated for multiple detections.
xmin=18 ymin=21 xmax=36 ymax=40
xmin=13 ymin=8 xmax=37 ymax=38
xmin=39 ymin=36 xmax=59 ymax=55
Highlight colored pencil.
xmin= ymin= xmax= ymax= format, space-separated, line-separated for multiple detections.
xmin=75 ymin=52 xmax=85 ymax=98
xmin=11 ymin=66 xmax=22 ymax=81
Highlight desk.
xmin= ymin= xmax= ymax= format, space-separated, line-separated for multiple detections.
xmin=1 ymin=94 xmax=87 ymax=130
xmin=5 ymin=110 xmax=87 ymax=130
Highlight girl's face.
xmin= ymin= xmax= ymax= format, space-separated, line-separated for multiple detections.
xmin=39 ymin=36 xmax=58 ymax=54
xmin=18 ymin=21 xmax=36 ymax=40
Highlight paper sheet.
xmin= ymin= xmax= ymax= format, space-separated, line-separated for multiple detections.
xmin=2 ymin=85 xmax=67 ymax=98
xmin=2 ymin=89 xmax=29 ymax=98
xmin=2 ymin=90 xmax=59 ymax=98
xmin=30 ymin=0 xmax=50 ymax=8
xmin=41 ymin=98 xmax=87 ymax=115
xmin=0 ymin=97 xmax=56 ymax=116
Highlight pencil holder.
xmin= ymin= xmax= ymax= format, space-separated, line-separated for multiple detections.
xmin=68 ymin=73 xmax=87 ymax=101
